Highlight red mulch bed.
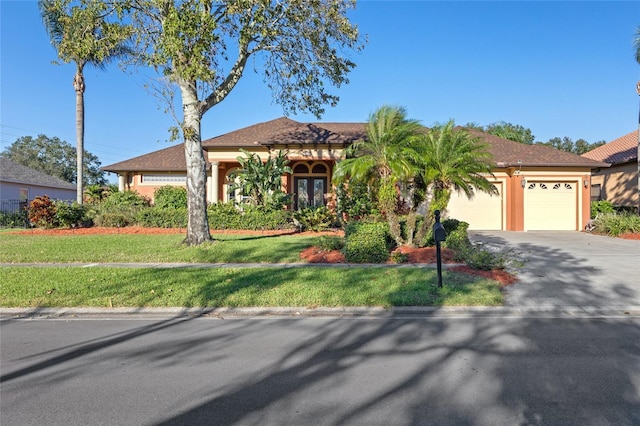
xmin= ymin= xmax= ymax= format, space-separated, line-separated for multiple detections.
xmin=299 ymin=244 xmax=517 ymax=286
xmin=449 ymin=265 xmax=517 ymax=287
xmin=620 ymin=233 xmax=640 ymax=240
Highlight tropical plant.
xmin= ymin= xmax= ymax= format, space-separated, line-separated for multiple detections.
xmin=333 ymin=105 xmax=424 ymax=245
xmin=229 ymin=150 xmax=292 ymax=209
xmin=293 ymin=206 xmax=335 ymax=232
xmin=119 ymin=0 xmax=363 ymax=245
xmin=39 ymin=0 xmax=131 ymax=204
xmin=84 ymin=183 xmax=117 ymax=203
xmin=414 ymin=121 xmax=496 ymax=243
xmin=28 ymin=195 xmax=58 ymax=228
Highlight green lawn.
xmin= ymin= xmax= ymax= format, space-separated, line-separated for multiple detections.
xmin=0 ymin=233 xmax=318 ymax=263
xmin=0 ymin=232 xmax=504 ymax=307
xmin=1 ymin=267 xmax=503 ymax=308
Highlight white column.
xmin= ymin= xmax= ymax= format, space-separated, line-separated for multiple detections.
xmin=210 ymin=161 xmax=220 ymax=203
xmin=118 ymin=174 xmax=126 ymax=192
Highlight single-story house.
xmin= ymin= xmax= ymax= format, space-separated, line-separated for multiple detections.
xmin=102 ymin=117 xmax=608 ymax=231
xmin=581 ymin=130 xmax=638 ymax=209
xmin=0 ymin=157 xmax=77 ymax=202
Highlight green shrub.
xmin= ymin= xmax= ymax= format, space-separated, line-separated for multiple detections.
xmin=389 ymin=251 xmax=409 ymax=264
xmin=293 ymin=206 xmax=335 ymax=231
xmin=95 ymin=191 xmax=151 ymax=227
xmin=0 ymin=210 xmax=28 ymax=228
xmin=207 ymin=203 xmax=293 ymax=230
xmin=136 ymin=207 xmax=188 ymax=228
xmin=154 ymin=186 xmax=187 ymax=209
xmin=336 ymin=182 xmax=379 ymax=221
xmin=343 ymin=221 xmax=393 ymax=263
xmin=55 ymin=201 xmax=89 ymax=228
xmin=28 ymin=195 xmax=58 ymax=228
xmin=317 ymin=235 xmax=344 ymax=251
xmin=424 ymin=219 xmax=470 ymax=248
xmin=93 ymin=213 xmax=131 ymax=227
xmin=591 ymin=200 xmax=615 ymax=218
xmin=464 ymin=248 xmax=505 ymax=271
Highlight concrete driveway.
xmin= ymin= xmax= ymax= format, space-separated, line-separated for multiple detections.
xmin=468 ymin=231 xmax=640 ymax=310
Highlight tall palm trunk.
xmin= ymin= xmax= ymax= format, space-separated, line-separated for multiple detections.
xmin=74 ymin=65 xmax=85 ymax=204
xmin=180 ymin=81 xmax=212 ymax=245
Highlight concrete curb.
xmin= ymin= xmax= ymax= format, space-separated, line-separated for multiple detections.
xmin=2 ymin=306 xmax=640 ymax=319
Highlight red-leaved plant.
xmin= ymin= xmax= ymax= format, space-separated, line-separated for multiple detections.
xmin=28 ymin=195 xmax=57 ymax=228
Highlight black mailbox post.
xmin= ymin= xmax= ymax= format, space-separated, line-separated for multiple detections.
xmin=433 ymin=210 xmax=447 ymax=288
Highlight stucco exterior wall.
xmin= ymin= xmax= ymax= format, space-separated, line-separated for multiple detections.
xmin=0 ymin=181 xmax=77 ymax=201
xmin=590 ymin=162 xmax=637 ymax=208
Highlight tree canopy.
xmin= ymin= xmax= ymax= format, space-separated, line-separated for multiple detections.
xmin=539 ymin=137 xmax=606 ymax=155
xmin=1 ymin=135 xmax=107 ymax=186
xmin=116 ymin=0 xmax=364 ymax=245
xmin=483 ymin=121 xmax=536 ymax=145
xmin=468 ymin=121 xmax=606 ymax=154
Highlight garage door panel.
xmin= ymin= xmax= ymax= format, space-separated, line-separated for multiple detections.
xmin=524 ymin=182 xmax=577 ymax=230
xmin=446 ymin=183 xmax=503 ymax=230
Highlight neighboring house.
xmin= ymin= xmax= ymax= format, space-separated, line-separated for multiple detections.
xmin=102 ymin=117 xmax=607 ymax=231
xmin=0 ymin=157 xmax=77 ymax=202
xmin=581 ymin=130 xmax=638 ymax=209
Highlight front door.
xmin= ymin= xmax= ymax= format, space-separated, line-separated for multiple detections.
xmin=295 ymin=177 xmax=326 ymax=209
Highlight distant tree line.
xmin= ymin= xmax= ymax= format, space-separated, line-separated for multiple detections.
xmin=1 ymin=134 xmax=107 ymax=186
xmin=465 ymin=121 xmax=606 ymax=155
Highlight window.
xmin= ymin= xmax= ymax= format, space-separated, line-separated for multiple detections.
xmin=590 ymin=184 xmax=601 ymax=201
xmin=141 ymin=174 xmax=186 ymax=183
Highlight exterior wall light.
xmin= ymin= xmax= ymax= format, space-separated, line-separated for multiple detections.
xmin=584 ymin=178 xmax=590 ymax=188
xmin=521 ymin=178 xmax=527 ymax=188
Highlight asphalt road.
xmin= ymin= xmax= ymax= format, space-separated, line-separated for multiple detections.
xmin=2 ymin=313 xmax=640 ymax=425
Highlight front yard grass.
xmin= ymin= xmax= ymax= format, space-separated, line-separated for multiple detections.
xmin=1 ymin=267 xmax=503 ymax=308
xmin=0 ymin=232 xmax=505 ymax=307
xmin=0 ymin=233 xmax=318 ymax=264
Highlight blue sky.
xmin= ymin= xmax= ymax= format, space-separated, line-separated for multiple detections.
xmin=2 ymin=1 xmax=640 ymax=183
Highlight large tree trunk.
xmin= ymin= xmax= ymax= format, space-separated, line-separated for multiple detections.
xmin=180 ymin=82 xmax=212 ymax=246
xmin=74 ymin=67 xmax=84 ymax=204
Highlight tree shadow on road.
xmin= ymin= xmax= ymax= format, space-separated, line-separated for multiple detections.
xmin=3 ymin=313 xmax=639 ymax=425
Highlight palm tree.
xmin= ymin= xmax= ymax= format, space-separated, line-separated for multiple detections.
xmin=333 ymin=105 xmax=424 ymax=244
xmin=413 ymin=120 xmax=496 ymax=242
xmin=39 ymin=0 xmax=131 ymax=204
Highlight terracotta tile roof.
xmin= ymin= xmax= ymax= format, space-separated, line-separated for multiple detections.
xmin=0 ymin=158 xmax=76 ymax=190
xmin=468 ymin=130 xmax=609 ymax=168
xmin=581 ymin=130 xmax=638 ymax=165
xmin=102 ymin=143 xmax=209 ymax=172
xmin=102 ymin=117 xmax=608 ymax=172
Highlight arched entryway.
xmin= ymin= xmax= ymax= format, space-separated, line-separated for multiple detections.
xmin=291 ymin=161 xmax=331 ymax=209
